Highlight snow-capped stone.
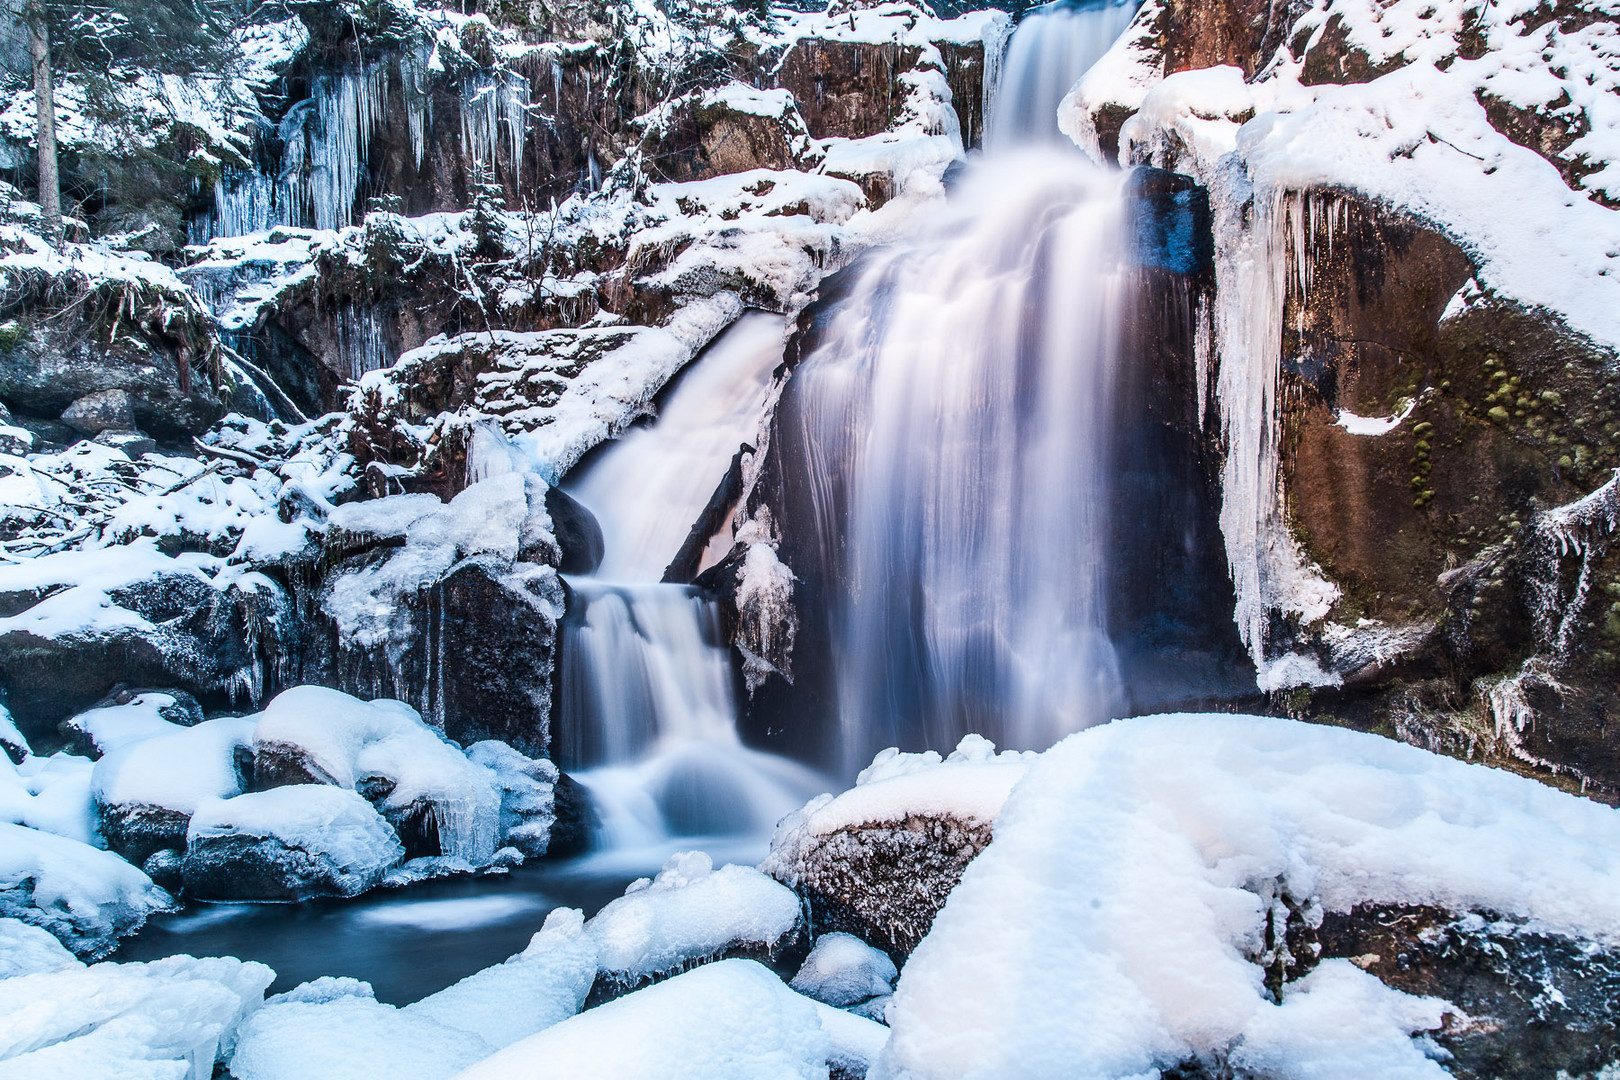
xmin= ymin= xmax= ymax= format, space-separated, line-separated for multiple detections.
xmin=762 ymin=735 xmax=1034 ymax=957
xmin=791 ymin=932 xmax=897 ymax=1008
xmin=182 ymin=785 xmax=404 ymax=901
xmin=63 ymin=693 xmax=197 ymax=758
xmin=0 ymin=821 xmax=171 ymax=958
xmin=586 ymin=851 xmax=804 ymax=998
xmin=464 ymin=740 xmax=557 ymax=859
xmin=1 ymin=749 xmax=99 ymax=845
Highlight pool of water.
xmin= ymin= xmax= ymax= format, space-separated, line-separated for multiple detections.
xmin=114 ymin=836 xmax=770 ymax=1004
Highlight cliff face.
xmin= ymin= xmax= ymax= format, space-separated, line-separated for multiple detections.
xmin=1064 ymin=0 xmax=1620 ymax=794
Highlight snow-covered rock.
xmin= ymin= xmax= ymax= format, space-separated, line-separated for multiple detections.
xmin=62 ymin=692 xmax=199 ymax=758
xmin=0 ymin=954 xmax=274 ymax=1080
xmin=91 ymin=717 xmax=255 ymax=865
xmin=1 ymin=749 xmax=99 ymax=845
xmin=0 ymin=822 xmax=171 ymax=957
xmin=464 ymin=740 xmax=557 ymax=859
xmin=872 ymin=713 xmax=1620 ymax=1080
xmin=251 ymin=686 xmax=502 ymax=865
xmin=791 ymin=932 xmax=897 ymax=1008
xmin=762 ymin=735 xmax=1033 ymax=957
xmin=229 ymin=907 xmax=596 ymax=1080
xmin=182 ymin=785 xmax=404 ymax=902
xmin=585 ymin=851 xmax=804 ymax=999
xmin=452 ymin=959 xmax=834 ymax=1080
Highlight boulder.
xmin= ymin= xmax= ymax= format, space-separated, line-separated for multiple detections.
xmin=465 ymin=740 xmax=557 ymax=859
xmin=0 ymin=821 xmax=172 ymax=958
xmin=182 ymin=785 xmax=405 ymax=901
xmin=93 ymin=429 xmax=158 ymax=457
xmin=789 ymin=931 xmax=897 ymax=1008
xmin=61 ymin=389 xmax=136 ymax=434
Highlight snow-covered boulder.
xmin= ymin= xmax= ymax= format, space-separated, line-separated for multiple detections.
xmin=90 ymin=717 xmax=255 ymax=866
xmin=586 ymin=851 xmax=804 ymax=1001
xmin=61 ymin=692 xmax=200 ymax=758
xmin=251 ymin=686 xmax=502 ymax=865
xmin=871 ymin=714 xmax=1620 ymax=1080
xmin=229 ymin=907 xmax=597 ymax=1080
xmin=182 ymin=785 xmax=405 ymax=902
xmin=452 ymin=959 xmax=836 ymax=1080
xmin=1 ymin=749 xmax=99 ymax=845
xmin=791 ymin=931 xmax=897 ymax=1009
xmin=0 ymin=822 xmax=172 ymax=957
xmin=0 ymin=916 xmax=84 ymax=979
xmin=0 ymin=954 xmax=274 ymax=1080
xmin=762 ymin=735 xmax=1033 ymax=957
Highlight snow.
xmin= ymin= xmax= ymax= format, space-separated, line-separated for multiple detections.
xmin=586 ymin=851 xmax=802 ymax=981
xmin=814 ymin=1000 xmax=891 ymax=1076
xmin=91 ymin=718 xmax=256 ymax=818
xmin=250 ymin=686 xmax=503 ymax=864
xmin=873 ymin=713 xmax=1620 ymax=1080
xmin=790 ymin=932 xmax=897 ymax=1007
xmin=229 ymin=907 xmax=595 ymax=1080
xmin=186 ymin=786 xmax=405 ymax=894
xmin=0 ymin=822 xmax=171 ymax=957
xmin=451 ymin=959 xmax=832 ymax=1080
xmin=769 ymin=735 xmax=1033 ymax=849
xmin=65 ymin=696 xmax=188 ymax=757
xmin=1 ymin=751 xmax=99 ymax=845
xmin=0 ymin=917 xmax=85 ymax=979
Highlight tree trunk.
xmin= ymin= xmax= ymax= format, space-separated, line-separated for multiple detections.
xmin=28 ymin=12 xmax=61 ymax=240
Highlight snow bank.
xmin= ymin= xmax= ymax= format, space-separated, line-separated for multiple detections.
xmin=874 ymin=714 xmax=1620 ymax=1080
xmin=452 ymin=959 xmax=832 ymax=1080
xmin=252 ymin=686 xmax=502 ymax=864
xmin=791 ymin=931 xmax=897 ymax=1007
xmin=587 ymin=851 xmax=802 ymax=984
xmin=0 ymin=822 xmax=171 ymax=957
xmin=0 ymin=954 xmax=273 ymax=1080
xmin=230 ymin=908 xmax=595 ymax=1080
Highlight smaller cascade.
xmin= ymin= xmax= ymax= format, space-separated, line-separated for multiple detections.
xmin=986 ymin=0 xmax=1139 ymax=150
xmin=557 ymin=313 xmax=824 ymax=855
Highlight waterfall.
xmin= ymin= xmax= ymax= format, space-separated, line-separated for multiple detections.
xmin=775 ymin=3 xmax=1144 ymax=774
xmin=986 ymin=0 xmax=1139 ymax=150
xmin=558 ymin=313 xmax=824 ymax=852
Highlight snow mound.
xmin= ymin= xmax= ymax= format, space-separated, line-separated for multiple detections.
xmin=586 ymin=851 xmax=803 ymax=985
xmin=0 ymin=822 xmax=171 ymax=957
xmin=184 ymin=785 xmax=404 ymax=900
xmin=1 ymin=750 xmax=99 ymax=845
xmin=93 ymin=718 xmax=255 ymax=818
xmin=791 ymin=931 xmax=898 ymax=1007
xmin=252 ymin=686 xmax=502 ymax=864
xmin=230 ymin=907 xmax=596 ymax=1080
xmin=451 ymin=959 xmax=831 ymax=1080
xmin=0 ymin=916 xmax=84 ymax=979
xmin=873 ymin=713 xmax=1620 ymax=1080
xmin=0 ymin=954 xmax=274 ymax=1080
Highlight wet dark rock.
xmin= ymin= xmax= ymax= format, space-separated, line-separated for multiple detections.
xmin=546 ymin=485 xmax=605 ymax=575
xmin=140 ymin=848 xmax=186 ymax=894
xmin=546 ymin=770 xmax=596 ymax=858
xmin=98 ymin=803 xmax=194 ymax=868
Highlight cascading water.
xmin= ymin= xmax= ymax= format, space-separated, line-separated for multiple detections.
xmin=558 ymin=313 xmax=824 ymax=854
xmin=784 ymin=3 xmax=1142 ymax=774
xmin=986 ymin=0 xmax=1139 ymax=149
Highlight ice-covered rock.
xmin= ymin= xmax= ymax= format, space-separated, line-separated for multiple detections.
xmin=229 ymin=907 xmax=596 ymax=1080
xmin=63 ymin=692 xmax=201 ymax=758
xmin=791 ymin=932 xmax=897 ymax=1008
xmin=251 ymin=686 xmax=502 ymax=865
xmin=0 ymin=703 xmax=28 ymax=762
xmin=0 ymin=822 xmax=171 ymax=957
xmin=872 ymin=714 xmax=1620 ymax=1080
xmin=464 ymin=741 xmax=557 ymax=859
xmin=0 ymin=954 xmax=275 ymax=1080
xmin=0 ymin=916 xmax=84 ymax=979
xmin=586 ymin=851 xmax=804 ymax=1000
xmin=91 ymin=717 xmax=255 ymax=865
xmin=763 ymin=735 xmax=1033 ymax=957
xmin=182 ymin=785 xmax=404 ymax=901
xmin=453 ymin=959 xmax=833 ymax=1080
